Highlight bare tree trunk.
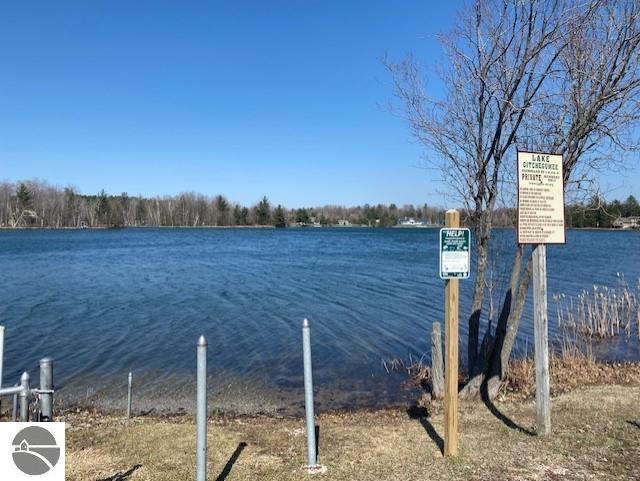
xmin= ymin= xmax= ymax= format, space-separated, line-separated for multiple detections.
xmin=461 ymin=245 xmax=535 ymax=399
xmin=484 ymin=255 xmax=534 ymax=398
xmin=468 ymin=217 xmax=490 ymax=374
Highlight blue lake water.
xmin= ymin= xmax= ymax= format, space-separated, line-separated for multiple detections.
xmin=0 ymin=228 xmax=638 ymax=413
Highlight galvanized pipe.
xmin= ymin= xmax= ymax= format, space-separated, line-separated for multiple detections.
xmin=0 ymin=385 xmax=24 ymax=396
xmin=0 ymin=325 xmax=4 ymax=418
xmin=302 ymin=318 xmax=317 ymax=467
xmin=196 ymin=335 xmax=208 ymax=481
xmin=127 ymin=372 xmax=133 ymax=419
xmin=39 ymin=357 xmax=54 ymax=421
xmin=19 ymin=371 xmax=30 ymax=422
xmin=12 ymin=383 xmax=18 ymax=421
xmin=0 ymin=325 xmax=5 ymax=391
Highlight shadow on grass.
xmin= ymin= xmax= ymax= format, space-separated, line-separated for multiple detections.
xmin=626 ymin=420 xmax=640 ymax=429
xmin=97 ymin=464 xmax=142 ymax=481
xmin=215 ymin=442 xmax=247 ymax=481
xmin=480 ymin=383 xmax=535 ymax=436
xmin=407 ymin=406 xmax=444 ymax=455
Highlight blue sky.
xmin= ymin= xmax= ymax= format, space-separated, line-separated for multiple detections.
xmin=0 ymin=1 xmax=637 ymax=207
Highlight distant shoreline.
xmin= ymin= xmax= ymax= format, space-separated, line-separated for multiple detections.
xmin=0 ymin=225 xmax=636 ymax=231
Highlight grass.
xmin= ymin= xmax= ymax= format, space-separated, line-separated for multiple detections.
xmin=64 ymin=384 xmax=640 ymax=481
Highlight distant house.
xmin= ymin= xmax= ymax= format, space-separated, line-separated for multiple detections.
xmin=613 ymin=216 xmax=640 ymax=229
xmin=337 ymin=219 xmax=351 ymax=227
xmin=309 ymin=216 xmax=322 ymax=227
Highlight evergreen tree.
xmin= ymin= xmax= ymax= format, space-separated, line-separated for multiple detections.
xmin=295 ymin=208 xmax=310 ymax=224
xmin=233 ymin=205 xmax=243 ymax=225
xmin=255 ymin=196 xmax=271 ymax=225
xmin=96 ymin=189 xmax=111 ymax=226
xmin=273 ymin=205 xmax=286 ymax=228
xmin=215 ymin=195 xmax=229 ymax=226
xmin=240 ymin=207 xmax=249 ymax=225
xmin=16 ymin=183 xmax=32 ymax=210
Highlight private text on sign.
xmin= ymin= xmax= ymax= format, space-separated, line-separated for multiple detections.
xmin=517 ymin=151 xmax=566 ymax=244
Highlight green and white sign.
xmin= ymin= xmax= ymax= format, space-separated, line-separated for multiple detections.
xmin=439 ymin=228 xmax=471 ymax=279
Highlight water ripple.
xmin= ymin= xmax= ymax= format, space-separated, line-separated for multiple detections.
xmin=0 ymin=227 xmax=638 ymax=411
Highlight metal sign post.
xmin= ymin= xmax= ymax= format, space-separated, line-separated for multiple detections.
xmin=0 ymin=325 xmax=4 ymax=416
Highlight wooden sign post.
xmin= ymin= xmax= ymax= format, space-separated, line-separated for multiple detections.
xmin=517 ymin=150 xmax=565 ymax=437
xmin=444 ymin=210 xmax=459 ymax=456
xmin=532 ymin=244 xmax=551 ymax=436
xmin=439 ymin=209 xmax=470 ymax=457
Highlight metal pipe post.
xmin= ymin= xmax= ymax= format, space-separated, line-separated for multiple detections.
xmin=19 ymin=371 xmax=30 ymax=422
xmin=39 ymin=357 xmax=54 ymax=421
xmin=12 ymin=383 xmax=18 ymax=422
xmin=302 ymin=318 xmax=317 ymax=467
xmin=0 ymin=326 xmax=5 ymax=390
xmin=0 ymin=326 xmax=4 ymax=417
xmin=127 ymin=372 xmax=133 ymax=419
xmin=196 ymin=335 xmax=208 ymax=481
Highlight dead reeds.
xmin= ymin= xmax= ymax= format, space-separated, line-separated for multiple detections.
xmin=400 ymin=276 xmax=640 ymax=399
xmin=553 ymin=274 xmax=639 ymax=352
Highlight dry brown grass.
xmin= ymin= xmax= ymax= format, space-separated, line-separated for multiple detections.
xmin=64 ymin=384 xmax=640 ymax=481
xmin=504 ymin=352 xmax=640 ymax=400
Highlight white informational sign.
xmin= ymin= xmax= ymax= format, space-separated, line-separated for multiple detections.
xmin=439 ymin=228 xmax=471 ymax=279
xmin=517 ymin=151 xmax=566 ymax=244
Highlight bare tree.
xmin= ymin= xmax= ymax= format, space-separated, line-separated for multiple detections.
xmin=481 ymin=0 xmax=640 ymax=399
xmin=387 ymin=0 xmax=640 ymax=399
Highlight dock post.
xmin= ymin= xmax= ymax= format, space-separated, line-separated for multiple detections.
xmin=431 ymin=322 xmax=444 ymax=400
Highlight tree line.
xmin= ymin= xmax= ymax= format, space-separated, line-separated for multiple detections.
xmin=3 ymin=180 xmax=636 ymax=230
xmin=0 ymin=180 xmax=447 ymax=228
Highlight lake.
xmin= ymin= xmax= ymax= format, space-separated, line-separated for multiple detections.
xmin=0 ymin=228 xmax=638 ymax=413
